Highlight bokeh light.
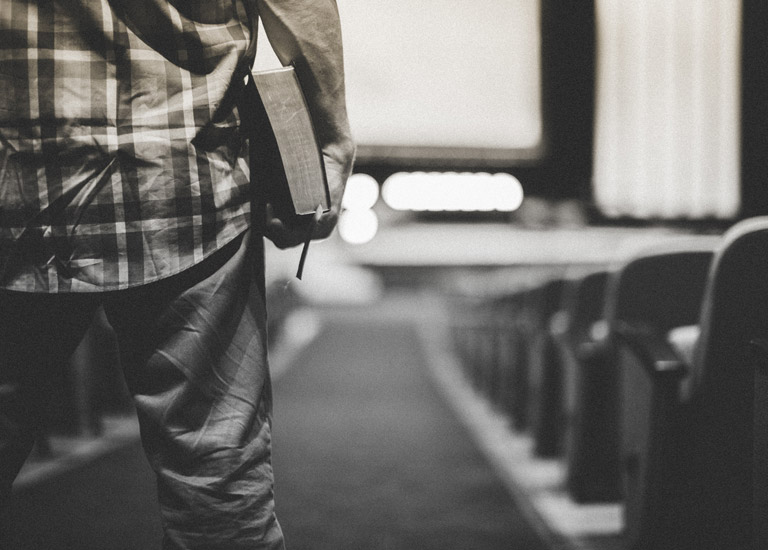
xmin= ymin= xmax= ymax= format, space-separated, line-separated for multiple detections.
xmin=342 ymin=173 xmax=380 ymax=211
xmin=338 ymin=209 xmax=379 ymax=245
xmin=381 ymin=172 xmax=525 ymax=212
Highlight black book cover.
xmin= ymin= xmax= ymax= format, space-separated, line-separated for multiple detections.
xmin=250 ymin=66 xmax=330 ymax=220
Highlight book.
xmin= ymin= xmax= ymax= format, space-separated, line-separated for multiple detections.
xmin=250 ymin=66 xmax=330 ymax=219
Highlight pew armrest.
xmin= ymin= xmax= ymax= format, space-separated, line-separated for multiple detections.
xmin=613 ymin=321 xmax=687 ymax=381
xmin=618 ymin=321 xmax=691 ymax=548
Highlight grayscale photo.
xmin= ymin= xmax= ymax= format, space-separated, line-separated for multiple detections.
xmin=0 ymin=1 xmax=765 ymax=549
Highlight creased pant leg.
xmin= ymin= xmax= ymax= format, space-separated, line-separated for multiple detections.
xmin=104 ymin=231 xmax=285 ymax=550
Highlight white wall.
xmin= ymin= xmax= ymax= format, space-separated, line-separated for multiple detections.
xmin=257 ymin=1 xmax=543 ymax=163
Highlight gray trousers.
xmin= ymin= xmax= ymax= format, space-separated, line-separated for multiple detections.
xmin=0 ymin=230 xmax=285 ymax=549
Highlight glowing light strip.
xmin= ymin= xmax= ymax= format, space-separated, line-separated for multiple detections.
xmin=381 ymin=172 xmax=525 ymax=212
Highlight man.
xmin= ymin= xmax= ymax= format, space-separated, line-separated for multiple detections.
xmin=0 ymin=0 xmax=354 ymax=548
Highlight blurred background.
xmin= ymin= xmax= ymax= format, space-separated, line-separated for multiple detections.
xmin=8 ymin=1 xmax=768 ymax=549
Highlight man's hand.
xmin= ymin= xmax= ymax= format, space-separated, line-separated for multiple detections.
xmin=264 ymin=148 xmax=354 ymax=249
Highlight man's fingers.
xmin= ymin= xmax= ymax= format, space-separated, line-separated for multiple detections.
xmin=264 ymin=204 xmax=315 ymax=249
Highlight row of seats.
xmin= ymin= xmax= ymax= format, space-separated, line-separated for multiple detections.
xmin=451 ymin=217 xmax=768 ymax=550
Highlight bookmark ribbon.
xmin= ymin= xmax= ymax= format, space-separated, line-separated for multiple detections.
xmin=295 ymin=205 xmax=324 ymax=280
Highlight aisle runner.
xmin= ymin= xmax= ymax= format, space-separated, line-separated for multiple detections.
xmin=271 ymin=307 xmax=549 ymax=550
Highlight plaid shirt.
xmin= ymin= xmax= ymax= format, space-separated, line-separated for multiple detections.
xmin=0 ymin=0 xmax=258 ymax=292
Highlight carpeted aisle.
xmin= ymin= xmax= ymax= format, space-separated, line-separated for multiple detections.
xmin=271 ymin=307 xmax=548 ymax=550
xmin=5 ymin=298 xmax=550 ymax=550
